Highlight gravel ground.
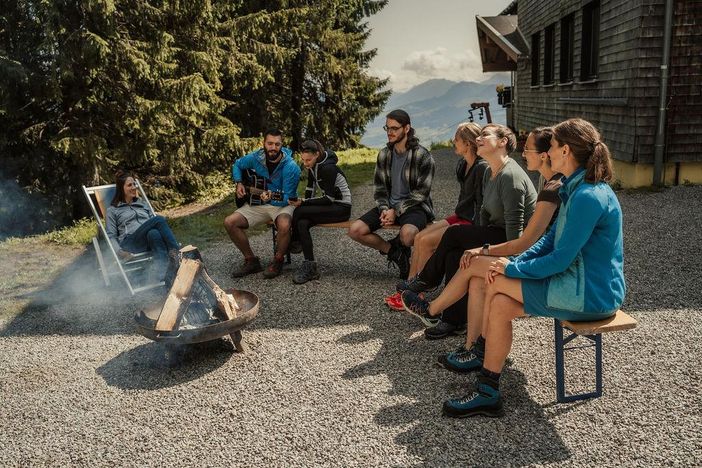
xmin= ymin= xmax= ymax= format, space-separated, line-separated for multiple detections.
xmin=1 ymin=149 xmax=701 ymax=467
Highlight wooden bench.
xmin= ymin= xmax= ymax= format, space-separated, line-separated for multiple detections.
xmin=267 ymin=219 xmax=406 ymax=262
xmin=554 ymin=310 xmax=637 ymax=403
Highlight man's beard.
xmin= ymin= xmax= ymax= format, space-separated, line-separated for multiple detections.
xmin=266 ymin=149 xmax=281 ymax=161
xmin=388 ymin=130 xmax=407 ymax=145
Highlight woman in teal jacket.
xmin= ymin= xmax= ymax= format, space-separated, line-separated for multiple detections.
xmin=441 ymin=118 xmax=626 ymax=418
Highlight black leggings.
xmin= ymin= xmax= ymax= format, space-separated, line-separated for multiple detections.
xmin=292 ymin=204 xmax=351 ymax=260
xmin=418 ymin=224 xmax=507 ymax=325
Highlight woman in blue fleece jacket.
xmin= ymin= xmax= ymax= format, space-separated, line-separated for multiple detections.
xmin=441 ymin=118 xmax=626 ymax=419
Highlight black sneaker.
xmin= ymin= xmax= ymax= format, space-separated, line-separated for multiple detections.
xmin=396 ymin=275 xmax=432 ymax=294
xmin=401 ymin=290 xmax=439 ymax=327
xmin=293 ymin=260 xmax=320 ymax=284
xmin=232 ymin=257 xmax=263 ymax=278
xmin=424 ymin=320 xmax=467 ymax=340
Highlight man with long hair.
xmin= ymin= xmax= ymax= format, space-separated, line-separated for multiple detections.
xmin=348 ymin=109 xmax=435 ymax=279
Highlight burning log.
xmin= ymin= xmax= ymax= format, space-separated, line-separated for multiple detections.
xmin=150 ymin=247 xmax=249 ymax=353
xmin=136 ymin=246 xmax=258 ymax=353
xmin=155 ymin=258 xmax=202 ymax=331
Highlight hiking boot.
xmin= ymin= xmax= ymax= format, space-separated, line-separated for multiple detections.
xmin=442 ymin=375 xmax=503 ymax=418
xmin=262 ymin=257 xmax=285 ymax=279
xmin=396 ymin=275 xmax=432 ymax=294
xmin=288 ymin=241 xmax=303 ymax=255
xmin=232 ymin=257 xmax=263 ymax=278
xmin=384 ymin=292 xmax=405 ymax=311
xmin=293 ymin=260 xmax=320 ymax=284
xmin=401 ymin=290 xmax=439 ymax=327
xmin=424 ymin=320 xmax=467 ymax=340
xmin=437 ymin=343 xmax=483 ymax=373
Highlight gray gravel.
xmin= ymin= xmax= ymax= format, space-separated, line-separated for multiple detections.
xmin=1 ymin=149 xmax=701 ymax=466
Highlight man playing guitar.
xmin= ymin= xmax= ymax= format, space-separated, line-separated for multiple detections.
xmin=224 ymin=128 xmax=301 ymax=279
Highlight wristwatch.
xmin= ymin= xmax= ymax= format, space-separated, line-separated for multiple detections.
xmin=481 ymin=243 xmax=490 ymax=256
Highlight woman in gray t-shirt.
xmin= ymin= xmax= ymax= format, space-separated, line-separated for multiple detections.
xmin=398 ymin=124 xmax=537 ymax=332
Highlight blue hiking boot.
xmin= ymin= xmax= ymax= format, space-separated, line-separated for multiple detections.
xmin=442 ymin=377 xmax=503 ymax=418
xmin=438 ymin=343 xmax=483 ymax=373
xmin=401 ymin=290 xmax=439 ymax=327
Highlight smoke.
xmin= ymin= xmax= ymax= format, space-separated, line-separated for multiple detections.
xmin=0 ymin=174 xmax=60 ymax=240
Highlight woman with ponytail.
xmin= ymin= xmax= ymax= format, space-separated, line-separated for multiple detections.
xmin=440 ymin=118 xmax=625 ymax=419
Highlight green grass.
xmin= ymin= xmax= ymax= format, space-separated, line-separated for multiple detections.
xmin=430 ymin=140 xmax=452 ymax=151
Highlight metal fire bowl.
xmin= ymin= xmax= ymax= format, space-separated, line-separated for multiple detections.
xmin=135 ymin=289 xmax=259 ymax=344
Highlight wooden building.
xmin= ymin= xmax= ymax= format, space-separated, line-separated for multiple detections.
xmin=477 ymin=0 xmax=702 ymax=187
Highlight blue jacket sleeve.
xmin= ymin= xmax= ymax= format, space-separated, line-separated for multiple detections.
xmin=281 ymin=162 xmax=301 ymax=204
xmin=512 ymin=222 xmax=556 ymax=264
xmin=505 ymin=190 xmax=603 ymax=279
xmin=232 ymin=152 xmax=257 ymax=183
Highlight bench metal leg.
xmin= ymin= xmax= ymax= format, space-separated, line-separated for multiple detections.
xmin=270 ymin=224 xmax=291 ymax=264
xmin=554 ymin=320 xmax=603 ymax=403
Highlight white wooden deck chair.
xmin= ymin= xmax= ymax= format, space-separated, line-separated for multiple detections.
xmin=82 ymin=180 xmax=165 ymax=295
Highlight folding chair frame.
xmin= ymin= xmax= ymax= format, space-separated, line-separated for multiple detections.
xmin=82 ymin=181 xmax=165 ymax=295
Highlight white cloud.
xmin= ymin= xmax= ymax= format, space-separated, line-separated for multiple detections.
xmin=402 ymin=47 xmax=484 ymax=81
xmin=367 ymin=68 xmax=417 ymax=93
xmin=368 ymin=48 xmax=503 ymax=93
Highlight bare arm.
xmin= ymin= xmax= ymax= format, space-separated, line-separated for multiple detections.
xmin=480 ymin=200 xmax=557 ymax=258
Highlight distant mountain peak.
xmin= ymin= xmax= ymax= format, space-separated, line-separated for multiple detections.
xmin=362 ymin=77 xmax=506 ymax=147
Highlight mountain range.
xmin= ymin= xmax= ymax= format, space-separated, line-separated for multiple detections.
xmin=361 ymin=75 xmax=509 ymax=148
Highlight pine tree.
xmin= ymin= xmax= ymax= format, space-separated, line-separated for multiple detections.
xmin=221 ymin=0 xmax=390 ymax=150
xmin=0 ymin=0 xmax=389 ymax=227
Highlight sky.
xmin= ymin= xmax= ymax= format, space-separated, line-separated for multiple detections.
xmin=365 ymin=0 xmax=514 ymax=92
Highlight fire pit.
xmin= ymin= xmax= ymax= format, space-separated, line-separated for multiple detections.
xmin=135 ymin=288 xmax=258 ymax=351
xmin=134 ymin=247 xmax=258 ymax=352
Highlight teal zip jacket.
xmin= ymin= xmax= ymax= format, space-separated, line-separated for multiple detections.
xmin=231 ymin=147 xmax=301 ymax=206
xmin=505 ymin=168 xmax=626 ymax=314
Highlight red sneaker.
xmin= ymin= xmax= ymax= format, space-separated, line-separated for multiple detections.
xmin=385 ymin=292 xmax=404 ymax=311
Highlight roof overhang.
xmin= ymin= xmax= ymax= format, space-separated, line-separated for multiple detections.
xmin=476 ymin=15 xmax=529 ymax=72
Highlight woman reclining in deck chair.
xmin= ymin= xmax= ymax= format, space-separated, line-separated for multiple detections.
xmin=105 ymin=170 xmax=180 ymax=282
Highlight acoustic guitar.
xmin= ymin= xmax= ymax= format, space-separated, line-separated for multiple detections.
xmin=235 ymin=169 xmax=284 ymax=208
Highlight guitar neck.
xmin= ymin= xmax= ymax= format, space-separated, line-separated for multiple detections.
xmin=244 ymin=185 xmax=283 ymax=200
xmin=246 ymin=186 xmax=268 ymax=196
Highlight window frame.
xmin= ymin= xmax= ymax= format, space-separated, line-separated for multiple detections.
xmin=560 ymin=13 xmax=575 ymax=83
xmin=544 ymin=23 xmax=556 ymax=85
xmin=531 ymin=31 xmax=541 ymax=86
xmin=580 ymin=0 xmax=600 ymax=81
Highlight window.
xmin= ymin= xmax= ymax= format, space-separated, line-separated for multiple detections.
xmin=531 ymin=32 xmax=540 ymax=86
xmin=580 ymin=1 xmax=600 ymax=81
xmin=560 ymin=14 xmax=575 ymax=82
xmin=544 ymin=24 xmax=555 ymax=85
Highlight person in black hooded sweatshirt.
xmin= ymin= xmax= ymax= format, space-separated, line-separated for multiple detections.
xmin=288 ymin=139 xmax=352 ymax=284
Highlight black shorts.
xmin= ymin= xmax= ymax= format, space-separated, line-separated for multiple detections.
xmin=358 ymin=206 xmax=428 ymax=232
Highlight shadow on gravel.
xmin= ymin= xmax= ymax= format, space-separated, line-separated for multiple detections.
xmin=97 ymin=340 xmax=233 ymax=390
xmin=340 ymin=324 xmax=571 ymax=466
xmin=1 ymin=249 xmax=163 ymax=338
